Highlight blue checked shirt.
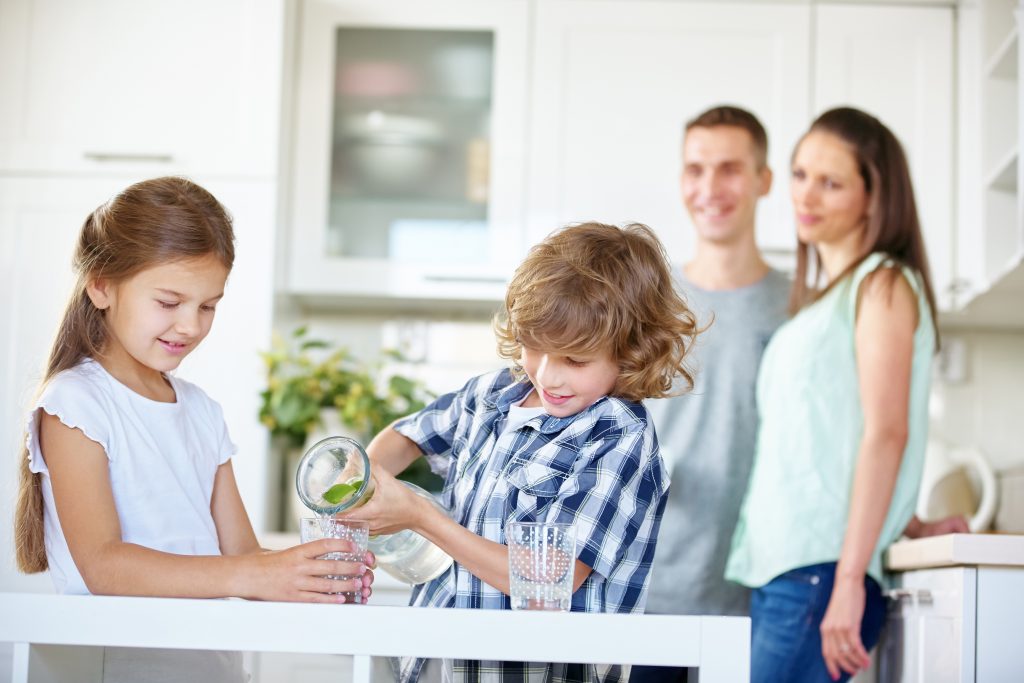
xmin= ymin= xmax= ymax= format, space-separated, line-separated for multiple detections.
xmin=392 ymin=368 xmax=669 ymax=683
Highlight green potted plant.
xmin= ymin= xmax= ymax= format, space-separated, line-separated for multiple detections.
xmin=259 ymin=327 xmax=441 ymax=527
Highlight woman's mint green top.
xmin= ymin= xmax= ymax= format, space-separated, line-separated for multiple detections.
xmin=726 ymin=253 xmax=935 ymax=587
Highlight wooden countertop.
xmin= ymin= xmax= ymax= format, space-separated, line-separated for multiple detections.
xmin=886 ymin=533 xmax=1024 ymax=571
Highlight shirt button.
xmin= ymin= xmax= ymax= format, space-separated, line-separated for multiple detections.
xmin=810 ymin=576 xmax=821 ymax=585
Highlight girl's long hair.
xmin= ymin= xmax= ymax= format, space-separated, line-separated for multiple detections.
xmin=789 ymin=107 xmax=939 ymax=346
xmin=15 ymin=176 xmax=235 ymax=573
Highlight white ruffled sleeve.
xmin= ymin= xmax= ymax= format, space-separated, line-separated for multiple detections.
xmin=25 ymin=370 xmax=113 ymax=474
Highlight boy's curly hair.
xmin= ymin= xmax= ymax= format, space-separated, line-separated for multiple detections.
xmin=494 ymin=222 xmax=699 ymax=402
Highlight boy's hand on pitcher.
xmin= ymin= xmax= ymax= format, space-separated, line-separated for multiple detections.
xmin=338 ymin=468 xmax=425 ymax=535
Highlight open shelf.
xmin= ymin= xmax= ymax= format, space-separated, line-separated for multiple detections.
xmin=986 ymin=146 xmax=1020 ymax=191
xmin=985 ymin=26 xmax=1019 ymax=79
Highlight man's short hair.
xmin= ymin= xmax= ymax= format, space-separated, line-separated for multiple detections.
xmin=685 ymin=105 xmax=769 ymax=168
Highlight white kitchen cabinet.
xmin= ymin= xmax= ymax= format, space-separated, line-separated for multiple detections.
xmin=878 ymin=567 xmax=977 ymax=683
xmin=284 ymin=0 xmax=963 ymax=304
xmin=978 ymin=0 xmax=1022 ymax=287
xmin=946 ymin=0 xmax=1024 ymax=327
xmin=879 ymin=560 xmax=1024 ymax=682
xmin=814 ymin=4 xmax=955 ymax=311
xmin=526 ymin=0 xmax=811 ymax=264
xmin=526 ymin=1 xmax=958 ymax=283
xmin=285 ymin=0 xmax=529 ymax=307
xmin=0 ymin=0 xmax=283 ymax=178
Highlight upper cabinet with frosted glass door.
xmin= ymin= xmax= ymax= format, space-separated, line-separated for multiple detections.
xmin=286 ymin=0 xmax=528 ymax=307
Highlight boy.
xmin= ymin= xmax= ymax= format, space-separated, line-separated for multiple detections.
xmin=345 ymin=222 xmax=699 ymax=682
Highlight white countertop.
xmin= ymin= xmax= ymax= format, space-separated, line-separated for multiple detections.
xmin=886 ymin=533 xmax=1024 ymax=571
xmin=0 ymin=593 xmax=750 ymax=683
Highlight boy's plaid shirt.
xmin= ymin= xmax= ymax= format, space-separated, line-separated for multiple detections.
xmin=392 ymin=368 xmax=670 ymax=682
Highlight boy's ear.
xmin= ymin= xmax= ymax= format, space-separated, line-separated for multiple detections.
xmin=85 ymin=278 xmax=112 ymax=310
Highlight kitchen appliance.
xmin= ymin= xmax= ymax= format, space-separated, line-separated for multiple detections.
xmin=996 ymin=465 xmax=1024 ymax=533
xmin=916 ymin=438 xmax=998 ymax=532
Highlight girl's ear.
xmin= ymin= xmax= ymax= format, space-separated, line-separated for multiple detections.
xmin=85 ymin=278 xmax=112 ymax=310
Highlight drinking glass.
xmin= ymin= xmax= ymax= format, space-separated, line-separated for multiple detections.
xmin=299 ymin=517 xmax=370 ymax=603
xmin=507 ymin=521 xmax=576 ymax=611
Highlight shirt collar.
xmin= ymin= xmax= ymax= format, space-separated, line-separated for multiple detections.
xmin=485 ymin=372 xmax=609 ymax=434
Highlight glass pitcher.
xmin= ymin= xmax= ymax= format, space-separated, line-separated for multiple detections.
xmin=294 ymin=436 xmax=454 ymax=584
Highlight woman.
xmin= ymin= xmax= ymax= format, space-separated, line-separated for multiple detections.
xmin=725 ymin=107 xmax=963 ymax=682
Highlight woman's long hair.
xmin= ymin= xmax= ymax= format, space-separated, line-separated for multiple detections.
xmin=14 ymin=176 xmax=235 ymax=573
xmin=789 ymin=107 xmax=939 ymax=346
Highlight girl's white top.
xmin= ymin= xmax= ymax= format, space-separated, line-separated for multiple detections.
xmin=26 ymin=358 xmax=236 ymax=595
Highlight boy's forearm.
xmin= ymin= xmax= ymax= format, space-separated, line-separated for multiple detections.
xmin=411 ymin=500 xmax=592 ymax=596
xmin=365 ymin=425 xmax=423 ymax=475
xmin=412 ymin=499 xmax=513 ymax=594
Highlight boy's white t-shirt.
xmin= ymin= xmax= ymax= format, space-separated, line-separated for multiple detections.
xmin=25 ymin=358 xmax=236 ymax=595
xmin=503 ymin=398 xmax=546 ymax=433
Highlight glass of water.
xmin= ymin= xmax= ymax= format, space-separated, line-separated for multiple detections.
xmin=507 ymin=521 xmax=576 ymax=611
xmin=299 ymin=517 xmax=370 ymax=603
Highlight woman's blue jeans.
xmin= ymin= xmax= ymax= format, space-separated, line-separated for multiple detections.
xmin=750 ymin=562 xmax=886 ymax=683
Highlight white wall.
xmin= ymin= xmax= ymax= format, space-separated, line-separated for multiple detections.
xmin=930 ymin=329 xmax=1024 ymax=473
xmin=285 ymin=312 xmax=502 ymax=399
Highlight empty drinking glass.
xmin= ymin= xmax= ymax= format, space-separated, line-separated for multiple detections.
xmin=507 ymin=521 xmax=576 ymax=612
xmin=299 ymin=517 xmax=370 ymax=603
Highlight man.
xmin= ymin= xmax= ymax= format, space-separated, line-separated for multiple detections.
xmin=640 ymin=105 xmax=790 ymax=654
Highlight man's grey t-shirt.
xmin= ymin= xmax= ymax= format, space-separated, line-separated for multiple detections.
xmin=646 ymin=267 xmax=790 ymax=616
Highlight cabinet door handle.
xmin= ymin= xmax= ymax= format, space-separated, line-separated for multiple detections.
xmin=884 ymin=588 xmax=933 ymax=604
xmin=884 ymin=588 xmax=913 ymax=601
xmin=83 ymin=152 xmax=174 ymax=163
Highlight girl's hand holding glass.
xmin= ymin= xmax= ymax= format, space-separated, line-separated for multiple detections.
xmin=240 ymin=539 xmax=375 ymax=604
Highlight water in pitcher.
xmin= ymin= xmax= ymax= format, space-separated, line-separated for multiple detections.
xmin=371 ymin=529 xmax=454 ymax=584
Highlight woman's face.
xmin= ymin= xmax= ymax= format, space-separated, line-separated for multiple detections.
xmin=790 ymin=131 xmax=870 ymax=248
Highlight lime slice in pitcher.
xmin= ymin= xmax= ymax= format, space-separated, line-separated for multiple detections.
xmin=323 ymin=479 xmax=362 ymax=505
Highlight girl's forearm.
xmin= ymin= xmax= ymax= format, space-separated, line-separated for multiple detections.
xmin=78 ymin=542 xmax=250 ymax=598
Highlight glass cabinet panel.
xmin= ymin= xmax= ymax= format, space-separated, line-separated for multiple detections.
xmin=328 ymin=28 xmax=493 ymax=264
xmin=288 ymin=0 xmax=527 ymax=303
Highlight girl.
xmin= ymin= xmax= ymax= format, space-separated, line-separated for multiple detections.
xmin=14 ymin=177 xmax=373 ymax=682
xmin=726 ymin=107 xmax=961 ymax=683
